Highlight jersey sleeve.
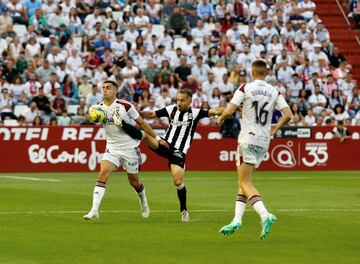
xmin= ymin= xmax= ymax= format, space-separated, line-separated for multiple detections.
xmin=155 ymin=105 xmax=173 ymax=118
xmin=275 ymin=94 xmax=289 ymax=110
xmin=197 ymin=109 xmax=209 ymax=119
xmin=230 ymin=87 xmax=245 ymax=106
xmin=128 ymin=105 xmax=140 ymax=120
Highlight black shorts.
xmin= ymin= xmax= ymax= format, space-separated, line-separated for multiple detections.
xmin=149 ymin=144 xmax=186 ymax=169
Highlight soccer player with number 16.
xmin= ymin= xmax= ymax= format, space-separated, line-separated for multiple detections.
xmin=218 ymin=60 xmax=292 ymax=239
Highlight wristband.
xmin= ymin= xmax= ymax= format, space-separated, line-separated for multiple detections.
xmin=155 ymin=135 xmax=161 ymax=141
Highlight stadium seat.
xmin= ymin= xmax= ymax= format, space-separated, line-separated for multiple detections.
xmin=68 ymin=105 xmax=80 ymax=115
xmin=173 ymin=37 xmax=186 ymax=50
xmin=3 ymin=119 xmax=19 ymax=126
xmin=153 ymin=25 xmax=165 ymax=37
xmin=13 ymin=25 xmax=27 ymax=36
xmin=14 ymin=105 xmax=29 ymax=117
xmin=113 ymin=11 xmax=123 ymax=21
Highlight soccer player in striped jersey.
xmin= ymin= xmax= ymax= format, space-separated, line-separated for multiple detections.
xmin=83 ymin=81 xmax=168 ymax=221
xmin=218 ymin=60 xmax=292 ymax=239
xmin=117 ymin=89 xmax=224 ymax=222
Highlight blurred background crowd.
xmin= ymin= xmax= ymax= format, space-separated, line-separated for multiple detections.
xmin=0 ymin=0 xmax=359 ymax=137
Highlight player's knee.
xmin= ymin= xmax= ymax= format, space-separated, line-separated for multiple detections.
xmin=173 ymin=177 xmax=183 ymax=187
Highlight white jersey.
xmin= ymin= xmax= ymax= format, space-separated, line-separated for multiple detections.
xmin=99 ymin=99 xmax=140 ymax=151
xmin=230 ymin=80 xmax=289 ymax=148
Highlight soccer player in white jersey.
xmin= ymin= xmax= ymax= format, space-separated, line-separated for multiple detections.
xmin=83 ymin=80 xmax=168 ymax=220
xmin=218 ymin=60 xmax=292 ymax=239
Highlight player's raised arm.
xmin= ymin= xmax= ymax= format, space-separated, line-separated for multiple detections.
xmin=208 ymin=107 xmax=225 ymax=116
xmin=141 ymin=111 xmax=157 ymax=119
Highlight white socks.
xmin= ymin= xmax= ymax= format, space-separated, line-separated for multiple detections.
xmin=233 ymin=194 xmax=247 ymax=223
xmin=248 ymin=195 xmax=269 ymax=222
xmin=137 ymin=188 xmax=147 ymax=205
xmin=90 ymin=185 xmax=105 ymax=212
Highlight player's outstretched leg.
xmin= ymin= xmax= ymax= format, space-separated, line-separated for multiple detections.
xmin=128 ymin=173 xmax=150 ymax=218
xmin=220 ymin=193 xmax=247 ymax=236
xmin=171 ymin=165 xmax=189 ymax=222
xmin=84 ymin=161 xmax=114 ymax=220
xmin=121 ymin=120 xmax=145 ymax=140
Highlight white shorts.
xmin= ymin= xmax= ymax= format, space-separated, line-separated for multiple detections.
xmin=236 ymin=143 xmax=267 ymax=168
xmin=102 ymin=147 xmax=142 ymax=174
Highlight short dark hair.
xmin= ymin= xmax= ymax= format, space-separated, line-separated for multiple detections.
xmin=252 ymin=60 xmax=267 ymax=76
xmin=179 ymin=88 xmax=193 ymax=98
xmin=103 ymin=80 xmax=119 ymax=89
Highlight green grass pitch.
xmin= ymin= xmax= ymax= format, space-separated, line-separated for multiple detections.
xmin=0 ymin=171 xmax=359 ymax=264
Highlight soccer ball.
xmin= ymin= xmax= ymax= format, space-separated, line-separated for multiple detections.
xmin=88 ymin=105 xmax=107 ymax=123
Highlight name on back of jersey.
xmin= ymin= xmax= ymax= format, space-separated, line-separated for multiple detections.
xmin=251 ymin=89 xmax=273 ymax=99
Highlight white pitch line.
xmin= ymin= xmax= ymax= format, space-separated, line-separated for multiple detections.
xmin=0 ymin=175 xmax=62 ymax=182
xmin=0 ymin=208 xmax=359 ymax=215
xmin=149 ymin=176 xmax=360 ymax=181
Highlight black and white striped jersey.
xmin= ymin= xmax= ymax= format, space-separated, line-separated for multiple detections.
xmin=155 ymin=105 xmax=209 ymax=154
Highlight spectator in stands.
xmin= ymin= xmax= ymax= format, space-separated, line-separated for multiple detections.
xmin=218 ymin=73 xmax=233 ymax=98
xmin=23 ymin=72 xmax=41 ymax=99
xmin=52 ymin=88 xmax=66 ymax=115
xmin=329 ymin=89 xmax=344 ymax=109
xmin=0 ymin=87 xmax=17 ymax=121
xmin=155 ymin=88 xmax=171 ymax=109
xmin=31 ymin=87 xmax=52 ymax=121
xmin=25 ymin=37 xmax=41 ymax=59
xmin=191 ymin=56 xmax=211 ymax=83
xmin=0 ymin=7 xmax=13 ymax=33
xmin=197 ymin=0 xmax=215 ymax=20
xmin=350 ymin=0 xmax=360 ymax=28
xmin=66 ymin=7 xmax=83 ymax=35
xmin=323 ymin=74 xmax=338 ymax=98
xmin=332 ymin=120 xmax=351 ymax=143
xmin=182 ymin=75 xmax=199 ymax=93
xmin=29 ymin=8 xmax=50 ymax=37
xmin=333 ymin=104 xmax=350 ymax=122
xmin=121 ymin=59 xmax=139 ymax=85
xmin=304 ymin=109 xmax=316 ymax=126
xmin=3 ymin=59 xmax=18 ymax=83
xmin=78 ymin=74 xmax=92 ymax=98
xmin=32 ymin=115 xmax=43 ymax=126
xmin=288 ymin=73 xmax=303 ymax=103
xmin=43 ymin=72 xmax=60 ymax=98
xmin=7 ymin=0 xmax=28 ymax=25
xmin=308 ymin=84 xmax=327 ymax=115
xmin=24 ymin=101 xmax=39 ymax=123
xmin=85 ymin=84 xmax=102 ymax=108
xmin=36 ymin=59 xmax=56 ymax=84
xmin=297 ymin=0 xmax=316 ymax=22
xmin=61 ymin=74 xmax=77 ymax=103
xmin=57 ymin=109 xmax=71 ymax=125
xmin=329 ymin=46 xmax=346 ymax=69
xmin=348 ymin=87 xmax=360 ymax=118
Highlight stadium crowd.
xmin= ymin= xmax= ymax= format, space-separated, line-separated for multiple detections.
xmin=0 ymin=0 xmax=359 ymax=134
